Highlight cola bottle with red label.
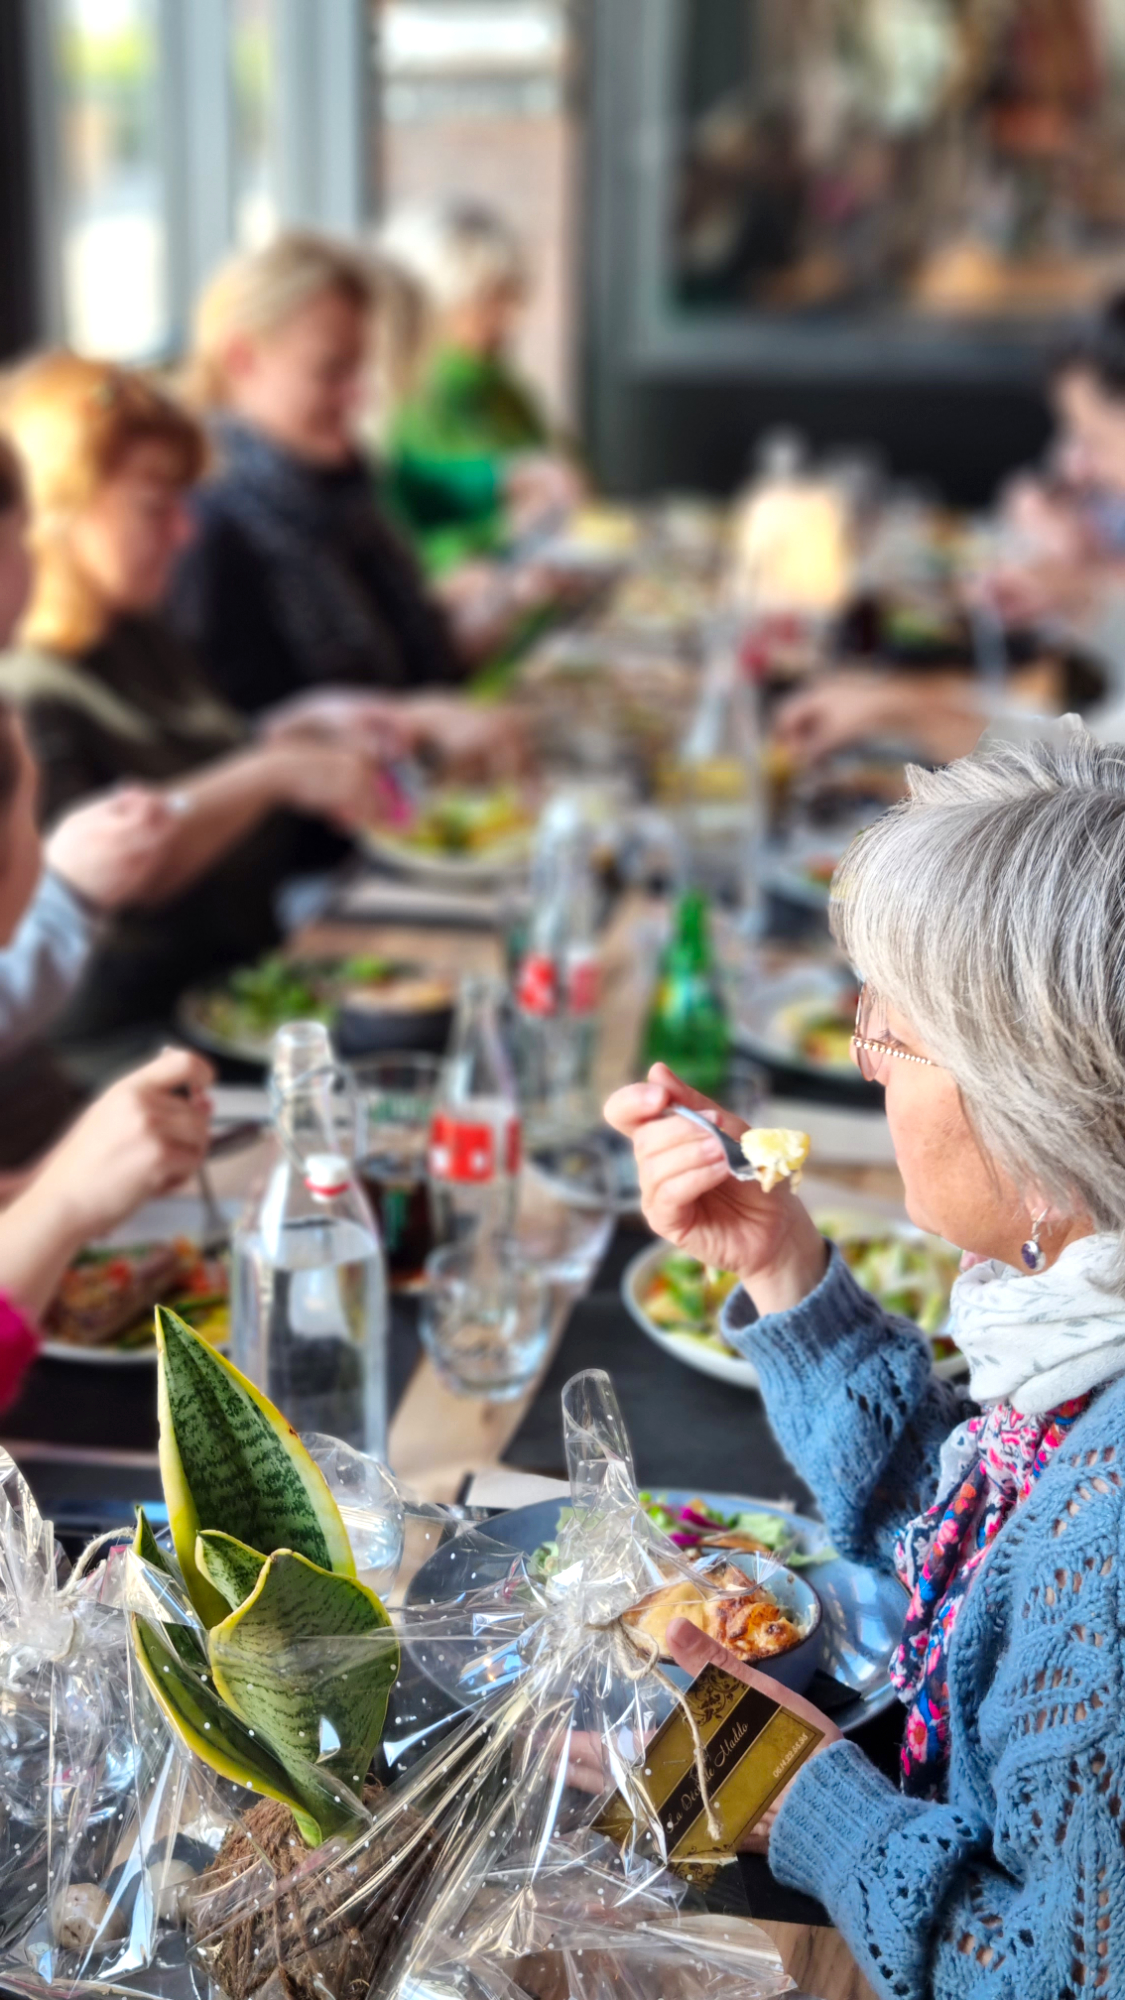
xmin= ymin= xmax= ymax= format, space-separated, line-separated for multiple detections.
xmin=429 ymin=975 xmax=521 ymax=1246
xmin=514 ymin=798 xmax=603 ymax=1143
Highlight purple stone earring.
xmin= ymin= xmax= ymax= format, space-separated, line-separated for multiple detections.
xmin=1021 ymin=1210 xmax=1049 ymax=1272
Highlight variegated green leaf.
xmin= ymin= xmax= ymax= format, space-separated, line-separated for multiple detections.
xmin=196 ymin=1530 xmax=266 ymax=1612
xmin=208 ymin=1550 xmax=399 ymax=1828
xmin=131 ymin=1614 xmax=322 ymax=1846
xmin=155 ymin=1306 xmax=354 ymax=1626
xmin=134 ymin=1505 xmax=173 ymax=1575
xmin=133 ymin=1507 xmax=206 ymax=1670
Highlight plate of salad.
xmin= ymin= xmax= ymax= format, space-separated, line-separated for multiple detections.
xmin=404 ymin=1488 xmax=906 ymax=1733
xmin=725 ymin=961 xmax=874 ymax=1092
xmin=178 ymin=952 xmax=455 ymax=1066
xmin=359 ymin=784 xmax=535 ymax=885
xmin=623 ymin=1197 xmax=965 ymax=1391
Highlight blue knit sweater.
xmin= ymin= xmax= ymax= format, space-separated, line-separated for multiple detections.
xmin=721 ymin=1246 xmax=1125 ymax=2000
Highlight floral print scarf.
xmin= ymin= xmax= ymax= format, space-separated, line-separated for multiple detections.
xmin=890 ymin=1395 xmax=1090 ymax=1797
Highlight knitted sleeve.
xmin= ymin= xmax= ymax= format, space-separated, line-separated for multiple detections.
xmin=720 ymin=1246 xmax=975 ymax=1572
xmin=770 ymin=1460 xmax=1125 ymax=1999
xmin=0 ymin=871 xmax=100 ymax=1061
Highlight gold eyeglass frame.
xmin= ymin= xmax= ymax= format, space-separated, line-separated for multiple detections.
xmin=851 ymin=989 xmax=935 ymax=1080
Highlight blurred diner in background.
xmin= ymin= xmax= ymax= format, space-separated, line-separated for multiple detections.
xmin=6 ymin=4 xmax=1125 ymax=1996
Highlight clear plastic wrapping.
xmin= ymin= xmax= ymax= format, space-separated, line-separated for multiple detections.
xmin=0 ymin=1371 xmax=796 ymax=2000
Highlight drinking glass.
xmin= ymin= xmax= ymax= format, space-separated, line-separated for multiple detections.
xmin=351 ymin=1054 xmax=441 ymax=1291
xmin=512 ymin=1150 xmax=615 ymax=1290
xmin=420 ymin=1240 xmax=551 ymax=1400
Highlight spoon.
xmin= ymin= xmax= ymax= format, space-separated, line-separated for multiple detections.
xmin=658 ymin=1105 xmax=759 ymax=1182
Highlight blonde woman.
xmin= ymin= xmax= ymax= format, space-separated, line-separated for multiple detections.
xmin=377 ymin=201 xmax=579 ymax=571
xmin=0 ymin=351 xmax=388 ymax=1038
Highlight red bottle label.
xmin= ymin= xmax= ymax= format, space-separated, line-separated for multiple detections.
xmin=429 ymin=1113 xmax=521 ymax=1183
xmin=429 ymin=1115 xmax=496 ymax=1183
xmin=516 ymin=952 xmax=558 ymax=1017
xmin=567 ymin=953 xmax=600 ymax=1015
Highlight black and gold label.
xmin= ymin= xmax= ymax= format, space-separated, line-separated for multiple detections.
xmin=596 ymin=1661 xmax=824 ymax=1862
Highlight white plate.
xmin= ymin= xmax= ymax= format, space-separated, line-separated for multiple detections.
xmin=39 ymin=1195 xmax=238 ymax=1367
xmin=727 ymin=960 xmax=860 ymax=1082
xmin=357 ymin=823 xmax=532 ymax=890
xmin=622 ymin=1179 xmax=967 ymax=1392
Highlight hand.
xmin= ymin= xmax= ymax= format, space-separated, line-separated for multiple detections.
xmin=773 ymin=671 xmax=986 ymax=770
xmin=664 ymin=1615 xmax=841 ymax=1852
xmin=399 ymin=696 xmax=532 ymax=780
xmin=505 ymin=453 xmax=583 ymax=537
xmin=45 ymin=787 xmax=180 ymax=910
xmin=34 ymin=1047 xmax=214 ymax=1247
xmin=603 ymin=1064 xmax=826 ymax=1312
xmin=265 ymin=740 xmax=387 ymax=829
xmin=260 ymin=689 xmax=409 ymax=762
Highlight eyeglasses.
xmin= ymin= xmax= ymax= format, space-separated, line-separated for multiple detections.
xmin=851 ymin=989 xmax=935 ymax=1085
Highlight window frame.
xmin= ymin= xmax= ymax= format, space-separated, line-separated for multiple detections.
xmin=28 ymin=0 xmax=371 ymax=363
xmin=590 ymin=0 xmax=1074 ymax=387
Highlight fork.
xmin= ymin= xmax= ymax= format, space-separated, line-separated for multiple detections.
xmin=197 ymin=1159 xmax=230 ymax=1255
xmin=658 ymin=1105 xmax=758 ymax=1182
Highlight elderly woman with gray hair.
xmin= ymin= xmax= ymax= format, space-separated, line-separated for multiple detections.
xmin=607 ymin=728 xmax=1125 ymax=2000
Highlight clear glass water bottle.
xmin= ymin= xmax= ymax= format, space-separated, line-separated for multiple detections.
xmin=429 ymin=976 xmax=521 ymax=1247
xmin=232 ymin=1022 xmax=388 ymax=1457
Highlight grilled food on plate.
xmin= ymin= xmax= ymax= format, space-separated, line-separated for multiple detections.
xmin=622 ymin=1564 xmax=806 ymax=1664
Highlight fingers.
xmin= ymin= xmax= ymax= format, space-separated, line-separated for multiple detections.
xmin=664 ymin=1617 xmax=842 ymax=1743
xmin=136 ymin=1046 xmax=215 ymax=1098
xmin=645 ymin=1066 xmax=750 ymax=1142
xmin=604 ymin=1067 xmax=745 ymax=1142
xmin=645 ymin=1157 xmax=732 ymax=1224
xmin=603 ymin=1078 xmax=673 ymax=1137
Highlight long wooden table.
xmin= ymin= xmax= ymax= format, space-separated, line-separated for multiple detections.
xmin=12 ymin=888 xmax=883 ymax=2000
xmin=286 ymin=890 xmax=887 ymax=2000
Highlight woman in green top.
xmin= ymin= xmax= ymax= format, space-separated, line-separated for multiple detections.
xmin=378 ymin=203 xmax=579 ymax=573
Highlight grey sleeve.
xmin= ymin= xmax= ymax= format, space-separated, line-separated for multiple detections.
xmin=0 ymin=871 xmax=101 ymax=1058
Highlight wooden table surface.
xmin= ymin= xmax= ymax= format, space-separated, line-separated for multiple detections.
xmin=275 ymin=889 xmax=891 ymax=2000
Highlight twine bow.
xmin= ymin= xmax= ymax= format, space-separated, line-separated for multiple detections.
xmin=592 ymin=1613 xmax=724 ymax=1845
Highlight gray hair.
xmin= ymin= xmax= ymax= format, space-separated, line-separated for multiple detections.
xmin=831 ymin=725 xmax=1125 ymax=1271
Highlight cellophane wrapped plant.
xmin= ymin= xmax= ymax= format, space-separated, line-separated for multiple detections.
xmin=0 ymin=1311 xmax=796 ymax=2000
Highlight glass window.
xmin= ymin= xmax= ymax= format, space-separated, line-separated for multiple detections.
xmin=53 ymin=0 xmax=167 ymax=359
xmin=667 ymin=0 xmax=1125 ymax=327
xmin=231 ymin=0 xmax=279 ymax=250
xmin=373 ymin=0 xmax=576 ymax=419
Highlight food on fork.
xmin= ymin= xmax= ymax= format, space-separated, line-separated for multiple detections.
xmin=739 ymin=1128 xmax=811 ymax=1193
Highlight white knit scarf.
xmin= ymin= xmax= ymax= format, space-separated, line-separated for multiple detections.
xmin=951 ymin=1233 xmax=1125 ymax=1416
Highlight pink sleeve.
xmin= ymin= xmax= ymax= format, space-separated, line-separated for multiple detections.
xmin=0 ymin=1294 xmax=40 ymax=1410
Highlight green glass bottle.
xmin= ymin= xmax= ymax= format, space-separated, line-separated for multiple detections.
xmin=641 ymin=890 xmax=730 ymax=1096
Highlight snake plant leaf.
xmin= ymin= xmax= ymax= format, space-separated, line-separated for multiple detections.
xmin=134 ymin=1505 xmax=173 ymax=1576
xmin=196 ymin=1530 xmax=267 ymax=1613
xmin=155 ymin=1306 xmax=354 ymax=1627
xmin=208 ymin=1549 xmax=400 ymax=1836
xmin=133 ymin=1507 xmax=207 ymax=1670
xmin=131 ymin=1614 xmax=322 ymax=1847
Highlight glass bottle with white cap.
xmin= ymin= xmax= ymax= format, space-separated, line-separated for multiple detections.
xmin=231 ymin=1021 xmax=388 ymax=1458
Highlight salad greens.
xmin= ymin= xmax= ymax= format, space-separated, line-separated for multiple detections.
xmin=528 ymin=1496 xmax=826 ymax=1582
xmin=641 ymin=1252 xmax=739 ymax=1358
xmin=826 ymin=1225 xmax=960 ymax=1339
xmin=641 ymin=1224 xmax=962 ymax=1363
xmin=192 ymin=952 xmax=400 ymax=1046
xmin=640 ymin=1494 xmax=823 ymax=1567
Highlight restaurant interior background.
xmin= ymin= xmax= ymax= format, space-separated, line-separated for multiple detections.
xmin=3 ymin=11 xmax=1125 ymax=1996
xmin=5 ymin=0 xmax=1125 ymax=500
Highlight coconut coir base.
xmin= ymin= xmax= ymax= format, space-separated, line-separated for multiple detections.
xmin=187 ymin=1788 xmax=432 ymax=2000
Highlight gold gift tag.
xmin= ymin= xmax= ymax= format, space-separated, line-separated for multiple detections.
xmin=596 ymin=1661 xmax=824 ymax=1864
